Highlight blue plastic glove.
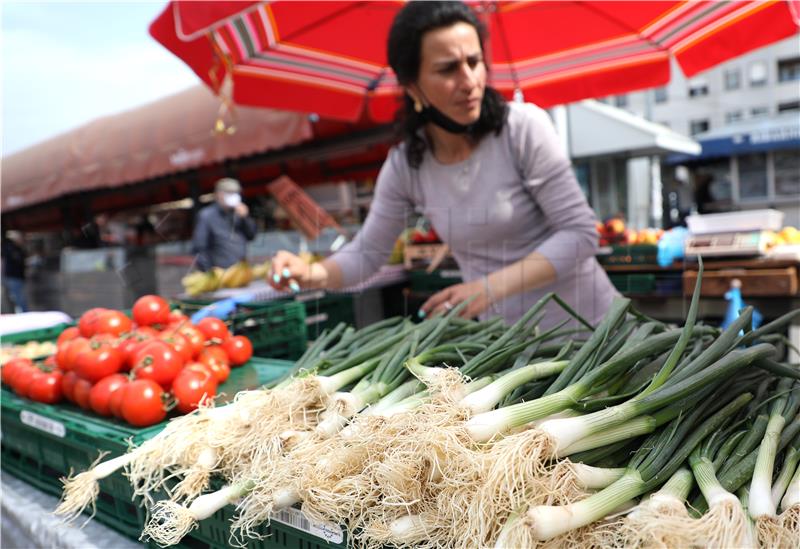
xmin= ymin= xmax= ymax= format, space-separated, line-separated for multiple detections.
xmin=190 ymin=292 xmax=256 ymax=324
xmin=657 ymin=227 xmax=688 ymax=268
xmin=722 ymin=285 xmax=763 ymax=333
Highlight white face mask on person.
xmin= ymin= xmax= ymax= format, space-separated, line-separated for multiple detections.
xmin=222 ymin=192 xmax=242 ymax=208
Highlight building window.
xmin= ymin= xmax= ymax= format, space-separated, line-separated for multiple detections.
xmin=778 ymin=100 xmax=800 ymax=113
xmin=774 ymin=151 xmax=800 ymax=198
xmin=738 ymin=153 xmax=768 ymax=200
xmin=689 ymin=119 xmax=710 ymax=136
xmin=751 ymin=106 xmax=769 ymax=118
xmin=725 ymin=110 xmax=743 ymax=124
xmin=749 ymin=61 xmax=768 ymax=87
xmin=724 ymin=68 xmax=741 ymax=90
xmin=614 ymin=94 xmax=628 ymax=108
xmin=654 ymin=87 xmax=667 ymax=104
xmin=778 ymin=57 xmax=800 ymax=83
xmin=688 ymin=79 xmax=709 ymax=97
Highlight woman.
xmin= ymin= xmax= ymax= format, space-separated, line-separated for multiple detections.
xmin=271 ymin=1 xmax=617 ymax=330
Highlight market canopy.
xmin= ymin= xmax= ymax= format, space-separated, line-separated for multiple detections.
xmin=1 ymin=85 xmax=313 ymax=214
xmin=568 ymin=100 xmax=701 ymax=159
xmin=150 ymin=0 xmax=800 ymax=122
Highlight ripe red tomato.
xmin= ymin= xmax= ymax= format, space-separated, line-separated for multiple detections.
xmin=78 ymin=308 xmax=109 ymax=338
xmin=89 ymin=374 xmax=129 ymax=416
xmin=56 ymin=326 xmax=81 ymax=346
xmin=94 ymin=310 xmax=133 ymax=337
xmin=132 ymin=295 xmax=171 ymax=327
xmin=222 ymin=335 xmax=253 ymax=366
xmin=116 ymin=333 xmax=150 ymax=370
xmin=178 ymin=326 xmax=206 ymax=358
xmin=59 ymin=337 xmax=92 ymax=372
xmin=73 ymin=378 xmax=93 ymax=410
xmin=132 ymin=340 xmax=184 ymax=389
xmin=135 ymin=326 xmax=160 ymax=338
xmin=172 ymin=368 xmax=217 ymax=414
xmin=159 ymin=330 xmax=193 ymax=362
xmin=167 ymin=310 xmax=190 ymax=328
xmin=198 ymin=347 xmax=231 ymax=383
xmin=75 ymin=345 xmax=123 ymax=383
xmin=109 ymin=383 xmax=127 ymax=418
xmin=27 ymin=371 xmax=64 ymax=404
xmin=11 ymin=364 xmax=40 ymax=396
xmin=62 ymin=371 xmax=80 ymax=402
xmin=195 ymin=317 xmax=231 ymax=342
xmin=2 ymin=357 xmax=32 ymax=387
xmin=120 ymin=379 xmax=166 ymax=427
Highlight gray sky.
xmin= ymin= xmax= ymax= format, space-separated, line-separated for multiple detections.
xmin=2 ymin=1 xmax=198 ymax=156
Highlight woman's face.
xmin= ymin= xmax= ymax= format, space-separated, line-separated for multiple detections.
xmin=410 ymin=22 xmax=486 ymax=125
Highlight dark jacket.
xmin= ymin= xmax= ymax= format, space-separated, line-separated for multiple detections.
xmin=191 ymin=204 xmax=257 ymax=271
xmin=1 ymin=237 xmax=26 ymax=280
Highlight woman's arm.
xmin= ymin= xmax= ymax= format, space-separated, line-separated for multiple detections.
xmin=270 ymin=148 xmax=413 ymax=292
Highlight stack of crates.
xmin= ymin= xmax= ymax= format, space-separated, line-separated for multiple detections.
xmin=1 ymin=322 xmax=298 ymax=541
xmin=177 ymin=299 xmax=308 ymax=360
xmin=291 ymin=290 xmax=356 ymax=340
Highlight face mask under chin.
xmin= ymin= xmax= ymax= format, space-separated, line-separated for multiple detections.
xmin=420 ymin=103 xmax=476 ymax=134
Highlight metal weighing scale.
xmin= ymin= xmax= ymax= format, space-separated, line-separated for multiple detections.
xmin=684 ymin=230 xmax=770 ymax=257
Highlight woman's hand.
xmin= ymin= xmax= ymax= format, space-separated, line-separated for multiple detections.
xmin=420 ymin=277 xmax=494 ymax=319
xmin=269 ymin=250 xmax=328 ymax=292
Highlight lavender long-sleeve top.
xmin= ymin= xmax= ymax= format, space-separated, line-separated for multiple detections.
xmin=330 ymin=102 xmax=618 ymax=329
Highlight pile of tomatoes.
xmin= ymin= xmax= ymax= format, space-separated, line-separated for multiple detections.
xmin=0 ymin=295 xmax=253 ymax=427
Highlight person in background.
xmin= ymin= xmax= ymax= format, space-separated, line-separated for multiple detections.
xmin=2 ymin=230 xmax=29 ymax=312
xmin=191 ymin=178 xmax=257 ymax=271
xmin=269 ymin=1 xmax=616 ymax=330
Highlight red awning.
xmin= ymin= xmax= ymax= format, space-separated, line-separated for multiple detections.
xmin=1 ymin=85 xmax=313 ymax=213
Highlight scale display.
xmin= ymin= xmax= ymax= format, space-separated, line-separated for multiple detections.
xmin=685 ymin=231 xmax=767 ymax=257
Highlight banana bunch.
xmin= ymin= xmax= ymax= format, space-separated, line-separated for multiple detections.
xmin=182 ymin=269 xmax=223 ymax=296
xmin=251 ymin=260 xmax=271 ymax=280
xmin=218 ymin=261 xmax=254 ymax=289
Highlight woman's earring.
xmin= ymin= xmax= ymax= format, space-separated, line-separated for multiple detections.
xmin=414 ymin=98 xmax=423 ymax=113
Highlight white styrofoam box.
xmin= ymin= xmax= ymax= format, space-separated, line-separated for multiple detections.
xmin=686 ymin=209 xmax=784 ymax=234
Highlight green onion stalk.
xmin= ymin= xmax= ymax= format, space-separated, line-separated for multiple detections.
xmin=749 ymin=379 xmax=799 ymax=546
xmin=494 ymin=390 xmax=753 ymax=546
xmin=779 ymin=452 xmax=800 ymax=538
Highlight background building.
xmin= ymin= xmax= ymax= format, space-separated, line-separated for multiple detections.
xmin=601 ymin=35 xmax=800 ymax=227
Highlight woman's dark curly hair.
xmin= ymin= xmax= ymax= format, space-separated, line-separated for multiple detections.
xmin=387 ymin=1 xmax=508 ymax=169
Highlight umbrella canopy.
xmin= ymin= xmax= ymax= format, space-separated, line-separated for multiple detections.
xmin=150 ymin=0 xmax=800 ymax=122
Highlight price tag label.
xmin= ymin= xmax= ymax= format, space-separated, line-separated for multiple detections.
xmin=20 ymin=411 xmax=66 ymax=438
xmin=271 ymin=507 xmax=344 ymax=544
xmin=305 ymin=313 xmax=329 ymax=325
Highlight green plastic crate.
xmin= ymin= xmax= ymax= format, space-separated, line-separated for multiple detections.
xmin=291 ymin=291 xmax=356 ymax=340
xmin=0 ymin=357 xmax=294 ymax=540
xmin=158 ymin=503 xmax=347 ymax=549
xmin=177 ymin=300 xmax=308 ymax=360
xmin=598 ymin=244 xmax=659 ymax=266
xmin=408 ymin=269 xmax=462 ymax=293
xmin=0 ymin=322 xmax=75 ymax=345
xmin=609 ymin=273 xmax=657 ymax=294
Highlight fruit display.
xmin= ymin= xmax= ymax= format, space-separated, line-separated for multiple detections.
xmin=596 ymin=217 xmax=664 ymax=246
xmin=181 ymin=261 xmax=270 ymax=296
xmin=0 ymin=340 xmax=57 ymax=365
xmin=765 ymin=226 xmax=800 ymax=248
xmin=0 ymin=295 xmax=253 ymax=426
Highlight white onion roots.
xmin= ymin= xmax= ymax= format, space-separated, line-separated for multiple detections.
xmin=55 ymin=451 xmax=110 ymax=523
xmin=610 ymin=494 xmax=695 ymax=549
xmin=142 ymin=500 xmax=198 ymax=547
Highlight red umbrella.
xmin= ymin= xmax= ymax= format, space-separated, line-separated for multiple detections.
xmin=150 ymin=1 xmax=800 ymax=123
